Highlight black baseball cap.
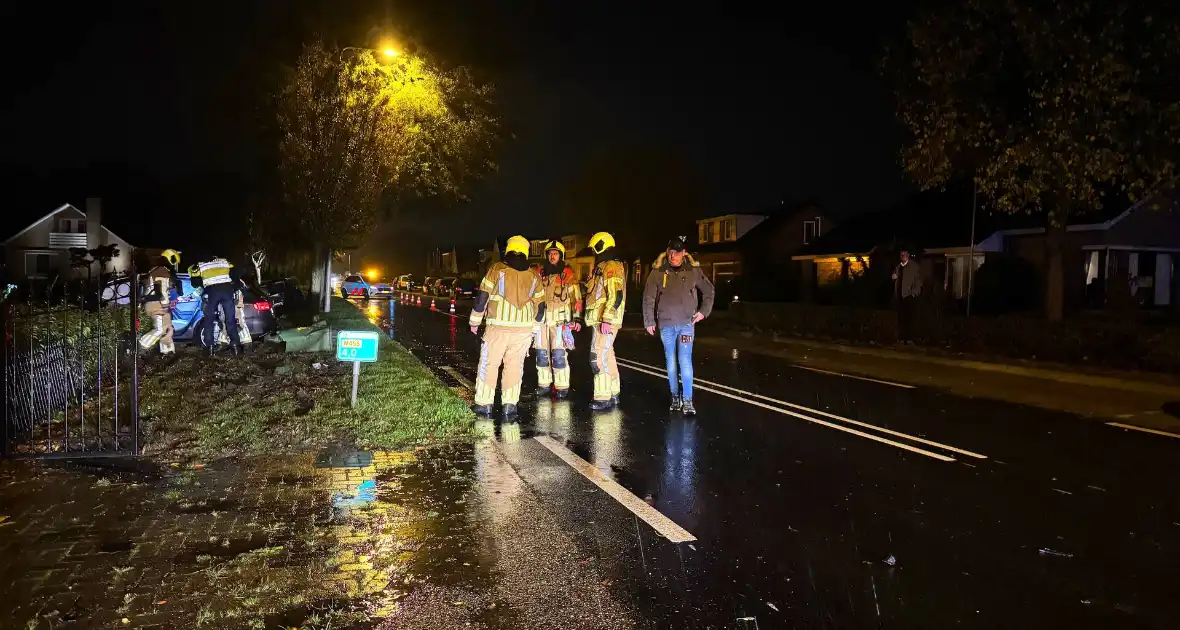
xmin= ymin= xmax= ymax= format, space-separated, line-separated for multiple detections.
xmin=667 ymin=236 xmax=688 ymax=251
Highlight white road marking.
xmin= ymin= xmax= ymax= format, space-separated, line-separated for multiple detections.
xmin=441 ymin=366 xmax=475 ymax=390
xmin=534 ymin=435 xmax=697 ymax=543
xmin=616 ymin=357 xmax=978 ymax=462
xmin=1106 ymin=422 xmax=1180 ymax=440
xmin=787 ymin=363 xmax=915 ymax=389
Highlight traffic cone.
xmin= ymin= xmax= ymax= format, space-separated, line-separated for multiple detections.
xmin=430 ymin=298 xmax=436 ymax=310
xmin=416 ymin=295 xmax=422 ymax=306
xmin=449 ymin=300 xmax=455 ymax=314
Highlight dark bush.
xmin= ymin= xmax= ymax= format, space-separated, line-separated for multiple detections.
xmin=971 ymin=254 xmax=1041 ymax=315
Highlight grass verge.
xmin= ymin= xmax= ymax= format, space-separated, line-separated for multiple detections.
xmin=141 ymin=297 xmax=472 ymax=460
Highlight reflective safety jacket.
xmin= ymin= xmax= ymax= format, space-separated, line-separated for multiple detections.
xmin=470 ymin=262 xmax=546 ymax=328
xmin=534 ymin=265 xmax=583 ymax=326
xmin=584 ymin=259 xmax=627 ymax=327
xmin=143 ymin=265 xmax=173 ymax=305
xmin=194 ymin=258 xmax=235 ymax=289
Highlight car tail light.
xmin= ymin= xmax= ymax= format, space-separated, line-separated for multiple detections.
xmin=254 ymin=301 xmax=272 ymax=311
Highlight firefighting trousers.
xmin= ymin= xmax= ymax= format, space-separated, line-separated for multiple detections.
xmin=589 ymin=327 xmax=620 ymax=401
xmin=138 ymin=301 xmax=174 ymax=354
xmin=533 ymin=324 xmax=570 ymax=391
xmin=475 ymin=326 xmax=534 ymax=406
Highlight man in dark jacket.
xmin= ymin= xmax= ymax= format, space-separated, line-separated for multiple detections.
xmin=642 ymin=237 xmax=715 ymax=416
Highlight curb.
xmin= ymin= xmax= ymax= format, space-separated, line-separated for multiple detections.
xmin=753 ymin=335 xmax=1180 ymax=397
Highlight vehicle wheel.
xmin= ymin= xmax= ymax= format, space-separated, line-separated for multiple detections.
xmin=363 ymin=290 xmax=370 ymax=300
xmin=340 ymin=288 xmax=347 ymax=299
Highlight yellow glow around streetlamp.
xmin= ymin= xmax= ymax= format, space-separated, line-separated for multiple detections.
xmin=366 ymin=269 xmax=380 ymax=280
xmin=382 ymin=48 xmax=398 ymax=58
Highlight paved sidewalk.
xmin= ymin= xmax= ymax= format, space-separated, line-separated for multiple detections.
xmin=697 ymin=332 xmax=1180 ymax=434
xmin=0 ymin=443 xmax=635 ymax=629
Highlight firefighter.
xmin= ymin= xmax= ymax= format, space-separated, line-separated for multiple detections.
xmin=191 ymin=254 xmax=243 ymax=355
xmin=137 ymin=250 xmax=181 ymax=355
xmin=583 ymin=232 xmax=626 ymax=410
xmin=469 ymin=235 xmax=546 ymax=419
xmin=533 ymin=239 xmax=582 ymax=399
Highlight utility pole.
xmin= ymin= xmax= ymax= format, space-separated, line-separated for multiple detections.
xmin=966 ymin=179 xmax=978 ymax=317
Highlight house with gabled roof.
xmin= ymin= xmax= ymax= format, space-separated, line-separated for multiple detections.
xmin=2 ymin=198 xmax=133 ymax=282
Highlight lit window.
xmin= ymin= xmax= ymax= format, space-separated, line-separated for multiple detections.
xmin=701 ymin=222 xmax=714 ymax=243
xmin=722 ymin=219 xmax=735 ymax=241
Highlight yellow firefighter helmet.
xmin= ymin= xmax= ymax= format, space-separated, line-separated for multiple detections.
xmin=161 ymin=249 xmax=181 ymax=268
xmin=505 ymin=235 xmax=530 ymax=257
xmin=543 ymin=239 xmax=565 ymax=258
xmin=588 ymin=232 xmax=616 ymax=254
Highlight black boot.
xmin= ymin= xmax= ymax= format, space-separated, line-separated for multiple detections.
xmin=502 ymin=403 xmax=519 ymax=420
xmin=534 ymin=385 xmax=552 ymax=396
xmin=589 ymin=398 xmax=614 ymax=411
xmin=669 ymin=396 xmax=682 ymax=412
xmin=682 ymin=399 xmax=697 ymax=417
xmin=471 ymin=404 xmax=493 ymax=417
xmin=554 ymin=388 xmax=569 ymax=400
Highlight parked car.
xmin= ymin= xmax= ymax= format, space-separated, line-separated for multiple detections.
xmin=395 ymin=274 xmax=412 ymax=290
xmin=369 ymin=279 xmax=394 ymax=296
xmin=451 ymin=277 xmax=478 ymax=299
xmin=431 ymin=277 xmax=455 ymax=296
xmin=423 ymin=276 xmax=437 ymax=294
xmin=405 ymin=274 xmax=425 ymax=292
xmin=171 ymin=274 xmax=276 ymax=347
xmin=339 ymin=274 xmax=373 ymax=299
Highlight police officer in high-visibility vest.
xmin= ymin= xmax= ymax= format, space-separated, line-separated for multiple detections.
xmin=584 ymin=232 xmax=627 ymax=410
xmin=191 ymin=254 xmax=243 ymax=355
xmin=533 ymin=239 xmax=582 ymax=399
xmin=138 ymin=249 xmax=181 ymax=356
xmin=469 ymin=236 xmax=546 ymax=419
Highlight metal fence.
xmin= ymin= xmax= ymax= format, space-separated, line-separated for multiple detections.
xmin=2 ymin=272 xmax=140 ymax=457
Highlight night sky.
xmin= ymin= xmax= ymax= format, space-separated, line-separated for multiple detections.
xmin=2 ymin=0 xmax=914 ymax=273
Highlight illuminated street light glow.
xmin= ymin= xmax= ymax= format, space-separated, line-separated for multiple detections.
xmin=383 ymin=48 xmax=398 ymax=58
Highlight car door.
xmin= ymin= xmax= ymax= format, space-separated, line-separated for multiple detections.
xmin=172 ymin=274 xmax=204 ymax=337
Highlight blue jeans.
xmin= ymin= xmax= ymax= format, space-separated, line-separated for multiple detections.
xmin=659 ymin=324 xmax=695 ymax=400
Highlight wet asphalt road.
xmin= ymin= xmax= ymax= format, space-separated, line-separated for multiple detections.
xmin=360 ymin=295 xmax=1180 ymax=629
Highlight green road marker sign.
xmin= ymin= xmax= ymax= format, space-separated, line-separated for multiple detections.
xmin=337 ymin=330 xmax=380 ymax=407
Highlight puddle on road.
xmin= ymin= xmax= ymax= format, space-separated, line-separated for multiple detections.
xmin=0 ymin=444 xmax=504 ymax=629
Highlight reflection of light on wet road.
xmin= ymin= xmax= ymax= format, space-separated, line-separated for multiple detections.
xmin=660 ymin=420 xmax=697 ymax=525
xmin=591 ymin=409 xmax=624 ymax=479
xmin=532 ymin=400 xmax=573 ymax=437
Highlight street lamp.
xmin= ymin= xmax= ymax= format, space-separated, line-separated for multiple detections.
xmin=340 ymin=46 xmax=399 ymax=60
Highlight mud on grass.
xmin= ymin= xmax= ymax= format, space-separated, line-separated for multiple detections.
xmin=140 ymin=303 xmax=473 ymax=459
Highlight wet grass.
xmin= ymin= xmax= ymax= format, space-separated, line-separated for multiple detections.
xmin=140 ymin=297 xmax=473 ymax=460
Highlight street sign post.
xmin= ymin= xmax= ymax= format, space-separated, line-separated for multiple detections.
xmin=337 ymin=330 xmax=380 ymax=408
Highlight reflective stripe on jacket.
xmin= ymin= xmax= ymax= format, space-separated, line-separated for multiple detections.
xmin=584 ymin=260 xmax=626 ymax=326
xmin=470 ymin=263 xmax=545 ymax=328
xmin=196 ymin=259 xmax=234 ymax=287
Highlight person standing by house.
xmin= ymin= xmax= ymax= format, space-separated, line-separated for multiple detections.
xmin=892 ymin=249 xmax=923 ymax=344
xmin=191 ymin=253 xmax=244 ymax=356
xmin=642 ymin=237 xmax=715 ymax=416
xmin=533 ymin=239 xmax=582 ymax=399
xmin=584 ymin=232 xmax=627 ymax=411
xmin=469 ymin=235 xmax=547 ymax=419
